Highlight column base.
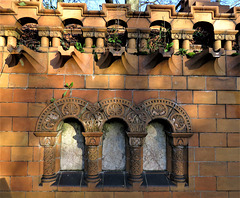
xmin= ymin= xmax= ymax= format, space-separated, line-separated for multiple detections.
xmin=41 ymin=173 xmax=57 ymax=183
xmin=128 ymin=174 xmax=143 ymax=185
xmin=85 ymin=174 xmax=100 ymax=188
xmin=171 ymin=174 xmax=186 ymax=183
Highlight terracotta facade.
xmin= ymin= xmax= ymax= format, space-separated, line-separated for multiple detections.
xmin=0 ymin=0 xmax=239 ymax=197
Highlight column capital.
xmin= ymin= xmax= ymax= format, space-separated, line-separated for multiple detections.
xmin=0 ymin=25 xmax=22 ymax=39
xmin=82 ymin=132 xmax=103 ymax=146
xmin=127 ymin=132 xmax=147 ymax=147
xmin=167 ymin=132 xmax=193 ymax=146
xmin=38 ymin=26 xmax=63 ymax=37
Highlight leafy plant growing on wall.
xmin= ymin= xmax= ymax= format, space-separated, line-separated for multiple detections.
xmin=148 ymin=27 xmax=173 ymax=53
xmin=75 ymin=42 xmax=85 ymax=52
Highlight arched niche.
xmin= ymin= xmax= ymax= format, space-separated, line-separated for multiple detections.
xmin=149 ymin=20 xmax=172 ymax=53
xmin=62 ymin=18 xmax=83 ymax=50
xmin=36 ymin=98 xmax=95 ymax=132
xmin=193 ymin=21 xmax=214 ymax=48
xmin=143 ymin=119 xmax=173 ymax=171
xmin=17 ymin=17 xmax=40 ymax=51
xmin=58 ymin=118 xmax=85 ymax=171
xmin=102 ymin=118 xmax=129 ymax=171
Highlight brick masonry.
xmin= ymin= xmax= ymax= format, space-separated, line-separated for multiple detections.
xmin=0 ymin=0 xmax=239 ymax=197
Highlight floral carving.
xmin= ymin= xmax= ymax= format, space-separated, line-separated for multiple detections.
xmin=171 ymin=114 xmax=185 ymax=131
xmin=150 ymin=104 xmax=168 ymax=116
xmin=107 ymin=103 xmax=124 ymax=116
xmin=62 ymin=103 xmax=80 ymax=116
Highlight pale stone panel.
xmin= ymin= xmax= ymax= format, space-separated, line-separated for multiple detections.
xmin=102 ymin=121 xmax=126 ymax=170
xmin=143 ymin=122 xmax=166 ymax=170
xmin=60 ymin=122 xmax=84 ymax=170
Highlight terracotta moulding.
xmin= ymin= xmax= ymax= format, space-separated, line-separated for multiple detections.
xmin=82 ymin=132 xmax=103 ymax=187
xmin=34 ymin=132 xmax=58 ymax=183
xmin=127 ymin=132 xmax=147 ymax=188
xmin=167 ymin=132 xmax=193 ymax=183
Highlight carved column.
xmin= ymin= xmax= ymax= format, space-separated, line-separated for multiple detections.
xmin=95 ymin=27 xmax=107 ymax=53
xmin=82 ymin=27 xmax=94 ymax=53
xmin=127 ymin=28 xmax=138 ymax=53
xmin=224 ymin=30 xmax=238 ymax=52
xmin=34 ymin=132 xmax=58 ymax=183
xmin=182 ymin=30 xmax=194 ymax=50
xmin=214 ymin=31 xmax=224 ymax=51
xmin=139 ymin=28 xmax=151 ymax=53
xmin=0 ymin=26 xmax=22 ymax=47
xmin=50 ymin=28 xmax=63 ymax=47
xmin=171 ymin=30 xmax=181 ymax=51
xmin=0 ymin=36 xmax=5 ymax=46
xmin=82 ymin=132 xmax=103 ymax=187
xmin=127 ymin=132 xmax=147 ymax=188
xmin=168 ymin=133 xmax=193 ymax=183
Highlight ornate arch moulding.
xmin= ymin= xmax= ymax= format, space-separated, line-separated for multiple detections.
xmin=34 ymin=97 xmax=193 ymax=187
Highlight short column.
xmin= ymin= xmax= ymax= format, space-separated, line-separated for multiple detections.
xmin=82 ymin=132 xmax=103 ymax=188
xmin=41 ymin=36 xmax=49 ymax=47
xmin=7 ymin=36 xmax=17 ymax=47
xmin=40 ymin=137 xmax=57 ymax=183
xmin=0 ymin=36 xmax=6 ymax=46
xmin=127 ymin=132 xmax=147 ymax=188
xmin=168 ymin=133 xmax=193 ymax=184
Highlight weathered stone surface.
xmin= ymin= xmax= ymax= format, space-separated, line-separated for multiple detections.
xmin=60 ymin=122 xmax=84 ymax=170
xmin=143 ymin=122 xmax=166 ymax=170
xmin=102 ymin=121 xmax=126 ymax=171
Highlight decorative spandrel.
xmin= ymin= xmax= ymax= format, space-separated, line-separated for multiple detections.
xmin=143 ymin=122 xmax=166 ymax=170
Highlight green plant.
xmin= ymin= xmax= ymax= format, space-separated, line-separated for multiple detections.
xmin=62 ymin=82 xmax=73 ymax=98
xmin=148 ymin=27 xmax=172 ymax=53
xmin=164 ymin=42 xmax=173 ymax=52
xmin=94 ymin=52 xmax=98 ymax=62
xmin=175 ymin=48 xmax=188 ymax=56
xmin=92 ymin=45 xmax=96 ymax=48
xmin=108 ymin=33 xmax=122 ymax=44
xmin=75 ymin=42 xmax=84 ymax=53
xmin=231 ymin=52 xmax=240 ymax=56
xmin=50 ymin=98 xmax=55 ymax=103
xmin=186 ymin=52 xmax=196 ymax=58
xmin=18 ymin=1 xmax=27 ymax=6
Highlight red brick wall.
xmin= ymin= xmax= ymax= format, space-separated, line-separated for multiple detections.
xmin=0 ymin=52 xmax=239 ymax=197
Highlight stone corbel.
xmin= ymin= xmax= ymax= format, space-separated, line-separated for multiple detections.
xmin=0 ymin=25 xmax=22 ymax=47
xmin=82 ymin=132 xmax=103 ymax=188
xmin=127 ymin=132 xmax=147 ymax=188
xmin=51 ymin=46 xmax=92 ymax=74
xmin=34 ymin=132 xmax=58 ymax=183
xmin=185 ymin=47 xmax=224 ymax=70
xmin=167 ymin=132 xmax=193 ymax=184
xmin=5 ymin=45 xmax=47 ymax=73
